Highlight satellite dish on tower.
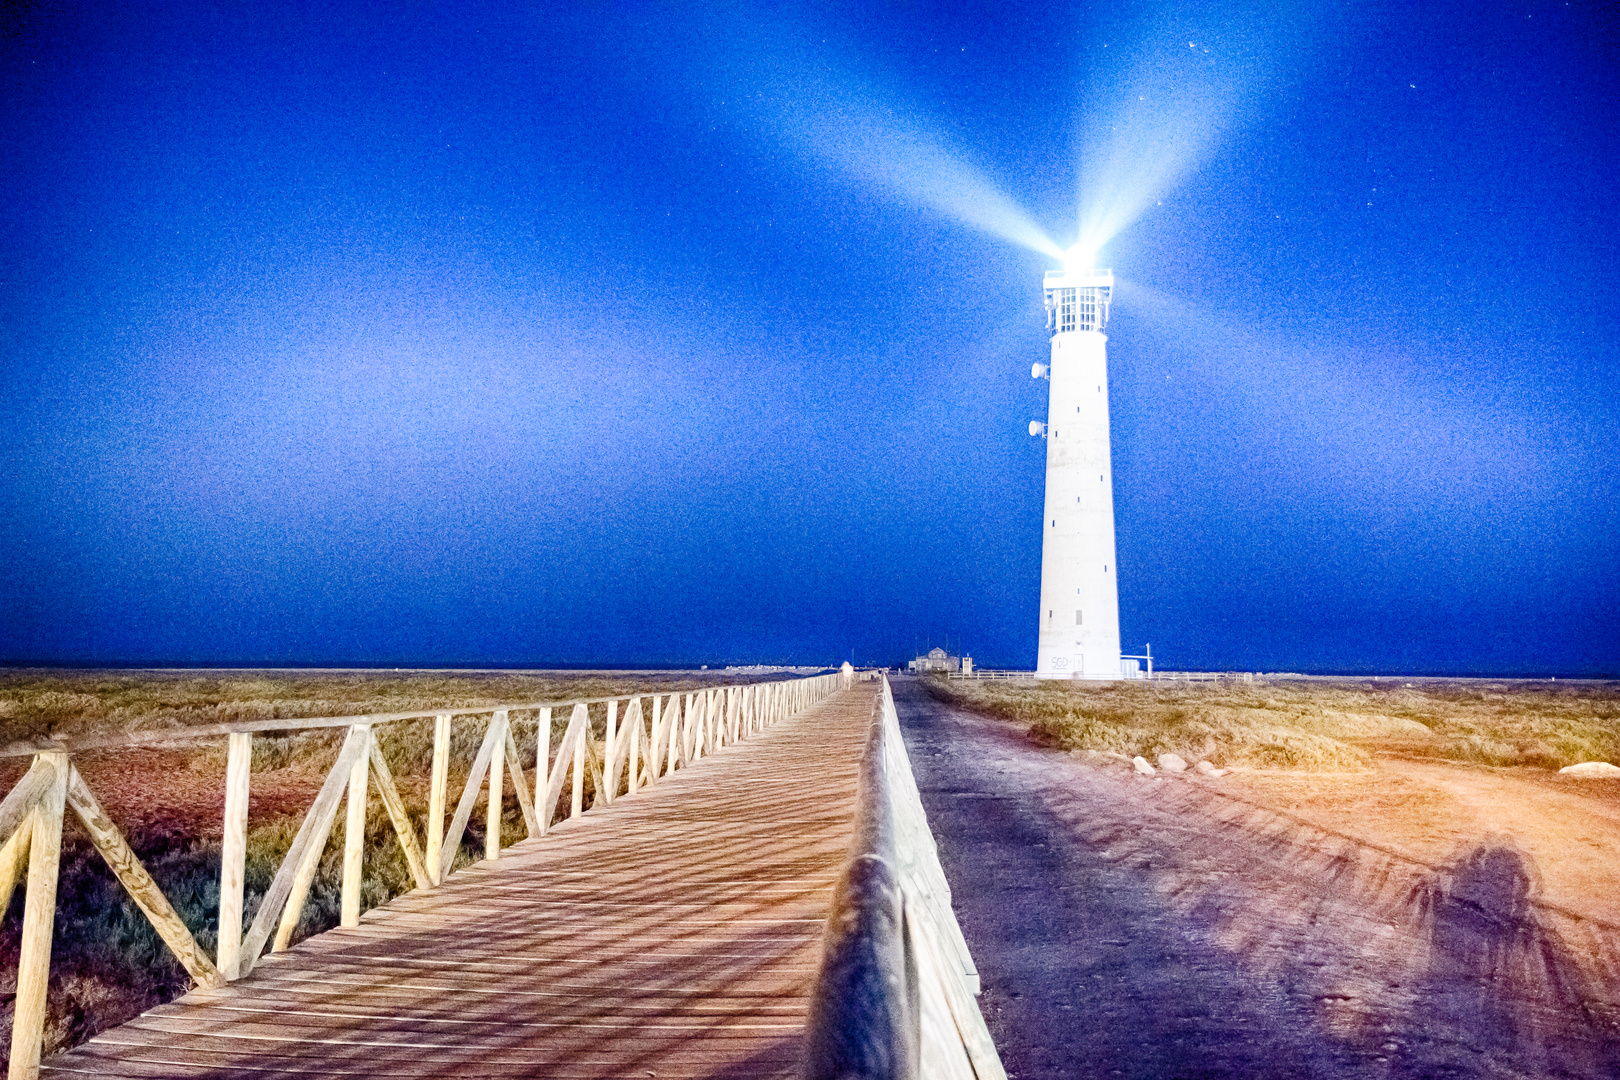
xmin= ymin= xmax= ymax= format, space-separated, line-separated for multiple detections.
xmin=1028 ymin=420 xmax=1047 ymax=437
xmin=1032 ymin=362 xmax=1049 ymax=380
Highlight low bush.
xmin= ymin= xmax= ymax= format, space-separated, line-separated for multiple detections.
xmin=925 ymin=675 xmax=1620 ymax=772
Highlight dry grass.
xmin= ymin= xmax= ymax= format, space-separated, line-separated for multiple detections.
xmin=923 ymin=675 xmax=1620 ymax=772
xmin=0 ymin=668 xmax=731 ymax=746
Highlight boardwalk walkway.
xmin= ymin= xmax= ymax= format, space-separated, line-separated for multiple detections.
xmin=45 ymin=683 xmax=880 ymax=1079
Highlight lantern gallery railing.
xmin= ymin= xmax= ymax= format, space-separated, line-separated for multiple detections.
xmin=0 ymin=672 xmax=845 ymax=1080
xmin=802 ymin=675 xmax=1006 ymax=1080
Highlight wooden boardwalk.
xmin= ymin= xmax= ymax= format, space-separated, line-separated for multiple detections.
xmin=44 ymin=683 xmax=880 ymax=1079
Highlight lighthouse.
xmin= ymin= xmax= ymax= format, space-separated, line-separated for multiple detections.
xmin=1031 ymin=257 xmax=1121 ymax=679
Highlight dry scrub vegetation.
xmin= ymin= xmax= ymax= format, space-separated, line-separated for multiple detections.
xmin=923 ymin=675 xmax=1620 ymax=772
xmin=0 ymin=668 xmax=740 ymax=1063
xmin=0 ymin=668 xmax=725 ymax=747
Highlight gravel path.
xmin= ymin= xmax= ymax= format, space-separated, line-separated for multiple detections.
xmin=891 ymin=678 xmax=1620 ymax=1080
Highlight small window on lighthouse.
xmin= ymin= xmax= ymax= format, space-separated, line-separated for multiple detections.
xmin=1078 ymin=291 xmax=1096 ymax=331
xmin=1075 ymin=609 xmax=1083 ymax=626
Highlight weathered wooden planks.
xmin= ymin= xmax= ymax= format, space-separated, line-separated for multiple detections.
xmin=43 ymin=682 xmax=877 ymax=1080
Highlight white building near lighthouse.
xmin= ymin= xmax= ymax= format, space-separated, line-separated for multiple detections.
xmin=1032 ymin=259 xmax=1122 ymax=679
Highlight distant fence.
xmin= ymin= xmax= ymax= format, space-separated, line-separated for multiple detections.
xmin=945 ymin=670 xmax=1033 ymax=682
xmin=803 ymin=674 xmax=1005 ymax=1080
xmin=1151 ymin=671 xmax=1257 ymax=684
xmin=948 ymin=669 xmax=1258 ymax=684
xmin=0 ymin=671 xmax=848 ymax=1080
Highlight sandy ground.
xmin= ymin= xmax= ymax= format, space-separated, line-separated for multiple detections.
xmin=1226 ymin=758 xmax=1620 ymax=927
xmin=892 ymin=678 xmax=1620 ymax=1080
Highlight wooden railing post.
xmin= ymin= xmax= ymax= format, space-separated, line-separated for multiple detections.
xmin=340 ymin=725 xmax=371 ymax=927
xmin=681 ymin=693 xmax=694 ymax=763
xmin=690 ymin=693 xmax=701 ymax=760
xmin=217 ymin=732 xmax=251 ymax=980
xmin=625 ymin=698 xmax=642 ymax=796
xmin=0 ymin=818 xmax=32 ymax=918
xmin=699 ymin=690 xmax=707 ymax=754
xmin=9 ymin=751 xmax=67 ymax=1080
xmin=647 ymin=696 xmax=663 ymax=786
xmin=426 ymin=714 xmax=451 ymax=886
xmin=486 ymin=711 xmax=507 ymax=861
xmin=705 ymin=689 xmax=717 ymax=755
xmin=698 ymin=690 xmax=708 ymax=757
xmin=570 ymin=705 xmax=586 ymax=819
xmin=602 ymin=701 xmax=618 ymax=805
xmin=535 ymin=707 xmax=552 ymax=835
xmin=665 ymin=694 xmax=676 ymax=773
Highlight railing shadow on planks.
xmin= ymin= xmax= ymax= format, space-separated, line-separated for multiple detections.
xmin=802 ymin=673 xmax=1007 ymax=1080
xmin=0 ymin=670 xmax=852 ymax=1080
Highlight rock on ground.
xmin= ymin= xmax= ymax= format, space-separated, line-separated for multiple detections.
xmin=1559 ymin=761 xmax=1620 ymax=777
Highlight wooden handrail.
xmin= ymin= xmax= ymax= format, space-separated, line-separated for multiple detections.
xmin=0 ymin=681 xmax=838 ymax=757
xmin=0 ymin=671 xmax=850 ymax=1080
xmin=802 ymin=674 xmax=1006 ymax=1080
xmin=802 ymin=711 xmax=919 ymax=1080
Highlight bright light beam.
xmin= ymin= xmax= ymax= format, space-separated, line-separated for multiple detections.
xmin=708 ymin=29 xmax=1063 ymax=260
xmin=1073 ymin=5 xmax=1322 ymax=256
xmin=1076 ymin=56 xmax=1241 ymax=256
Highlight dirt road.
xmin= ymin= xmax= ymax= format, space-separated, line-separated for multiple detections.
xmin=891 ymin=678 xmax=1620 ymax=1080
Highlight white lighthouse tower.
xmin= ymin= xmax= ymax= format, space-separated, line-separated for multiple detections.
xmin=1032 ymin=260 xmax=1121 ymax=679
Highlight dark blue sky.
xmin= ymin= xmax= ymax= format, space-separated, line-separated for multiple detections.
xmin=3 ymin=1 xmax=1616 ymax=674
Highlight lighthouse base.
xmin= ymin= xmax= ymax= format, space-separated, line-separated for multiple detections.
xmin=1034 ymin=670 xmax=1127 ymax=682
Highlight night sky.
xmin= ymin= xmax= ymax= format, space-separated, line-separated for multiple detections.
xmin=3 ymin=2 xmax=1616 ymax=675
